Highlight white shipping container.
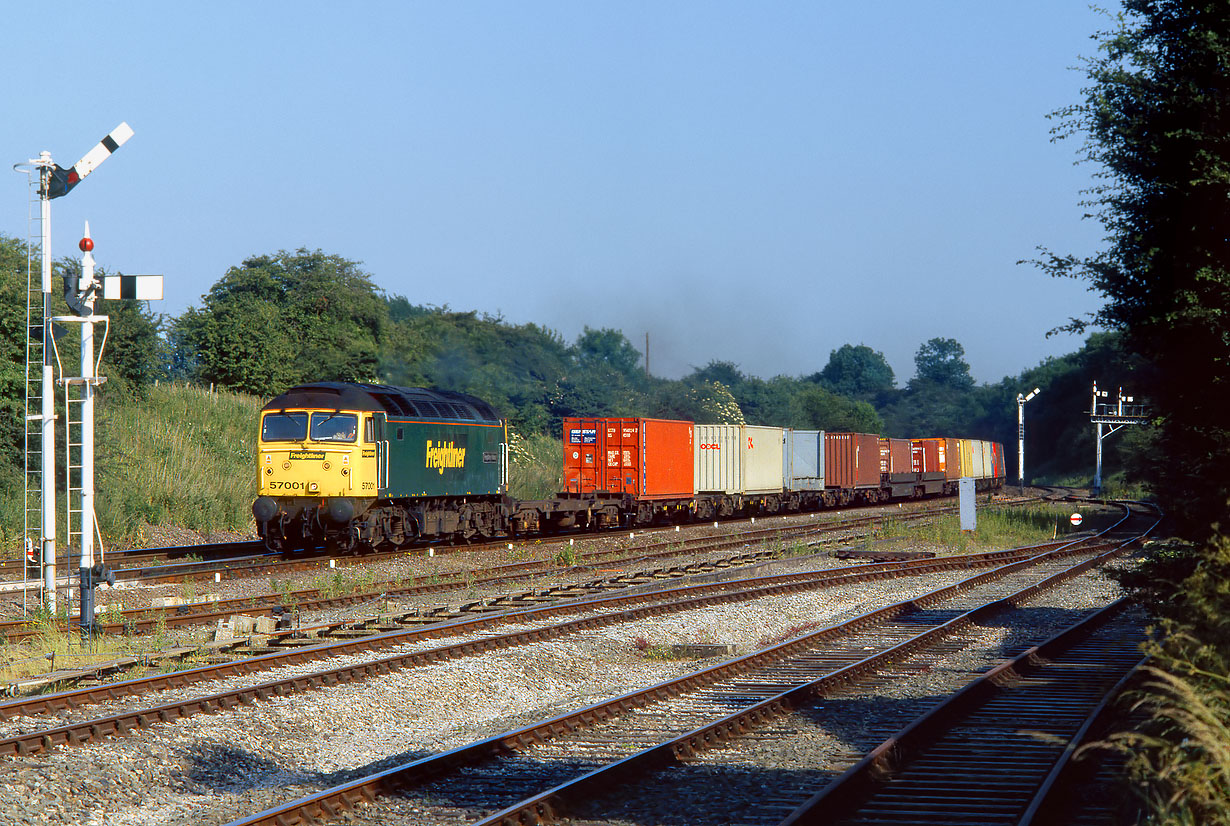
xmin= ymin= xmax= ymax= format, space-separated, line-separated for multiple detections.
xmin=967 ymin=440 xmax=987 ymax=479
xmin=695 ymin=424 xmax=741 ymax=493
xmin=981 ymin=440 xmax=994 ymax=478
xmin=784 ymin=429 xmax=825 ymax=491
xmin=744 ymin=425 xmax=786 ymax=493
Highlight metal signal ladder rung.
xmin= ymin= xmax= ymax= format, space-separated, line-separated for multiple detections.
xmin=64 ymin=388 xmax=86 ymax=557
xmin=22 ymin=169 xmax=44 ymax=570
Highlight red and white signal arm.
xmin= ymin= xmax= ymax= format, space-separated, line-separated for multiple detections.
xmin=1070 ymin=512 xmax=1083 ymax=526
xmin=103 ymin=274 xmax=163 ymax=301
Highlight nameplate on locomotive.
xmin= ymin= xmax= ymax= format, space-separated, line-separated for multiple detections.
xmin=289 ymin=451 xmax=326 ymax=461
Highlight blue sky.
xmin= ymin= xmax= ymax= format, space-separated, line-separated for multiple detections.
xmin=3 ymin=2 xmax=1114 ymax=385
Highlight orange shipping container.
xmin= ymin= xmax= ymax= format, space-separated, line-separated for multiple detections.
xmin=562 ymin=417 xmax=694 ymax=500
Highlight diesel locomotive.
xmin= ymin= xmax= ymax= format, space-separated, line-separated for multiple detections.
xmin=252 ymin=382 xmax=1006 ymax=552
xmin=252 ymin=382 xmax=509 ymax=550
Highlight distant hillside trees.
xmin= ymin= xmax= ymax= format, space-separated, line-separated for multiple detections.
xmin=0 ymin=232 xmax=1155 ymax=493
xmin=881 ymin=337 xmax=979 ymax=438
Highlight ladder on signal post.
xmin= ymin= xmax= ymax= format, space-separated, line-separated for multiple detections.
xmin=21 ymin=171 xmax=45 ymax=616
xmin=54 ymin=317 xmax=109 ymax=577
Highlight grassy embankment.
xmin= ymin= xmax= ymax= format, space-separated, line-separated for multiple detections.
xmin=0 ymin=383 xmax=262 ymax=558
xmin=874 ymin=501 xmax=1085 ymax=554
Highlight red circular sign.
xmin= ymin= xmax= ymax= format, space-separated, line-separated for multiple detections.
xmin=1070 ymin=513 xmax=1083 ymax=526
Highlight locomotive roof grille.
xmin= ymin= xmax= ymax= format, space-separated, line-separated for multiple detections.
xmin=262 ymin=382 xmax=501 ymax=423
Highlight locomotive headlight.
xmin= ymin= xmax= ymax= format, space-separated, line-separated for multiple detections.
xmin=322 ymin=461 xmax=331 ymax=470
xmin=265 ymin=467 xmax=273 ymax=475
xmin=341 ymin=468 xmax=349 ymax=476
xmin=282 ymin=461 xmax=291 ymax=470
xmin=308 ymin=482 xmax=319 ymax=492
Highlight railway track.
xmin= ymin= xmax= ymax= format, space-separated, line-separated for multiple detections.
xmin=780 ymin=599 xmax=1146 ymax=826
xmin=0 ymin=500 xmax=1009 ymax=647
xmin=0 ymin=528 xmax=1120 ymax=755
xmin=0 ymin=492 xmax=1042 ymax=591
xmin=0 ymin=494 xmax=1131 ymax=752
xmin=19 ymin=499 xmax=1136 ymax=821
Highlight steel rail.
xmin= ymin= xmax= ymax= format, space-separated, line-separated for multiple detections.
xmin=466 ymin=516 xmax=1153 ymax=826
xmin=777 ymin=601 xmax=1147 ymax=825
xmin=0 ymin=499 xmax=1028 ymax=645
xmin=0 ymin=506 xmax=918 ymax=643
xmin=0 ymin=536 xmax=1122 ymax=762
xmin=0 ymin=527 xmax=1113 ymax=724
xmin=215 ymin=507 xmax=1143 ymax=826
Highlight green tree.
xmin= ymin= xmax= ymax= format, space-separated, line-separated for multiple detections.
xmin=791 ymin=385 xmax=883 ymax=433
xmin=574 ymin=327 xmax=643 ymax=380
xmin=1039 ymin=1 xmax=1230 ymax=540
xmin=0 ymin=235 xmax=29 ymax=467
xmin=881 ymin=337 xmax=979 ymax=437
xmin=172 ymin=250 xmax=387 ymax=397
xmin=911 ymin=337 xmax=975 ymax=391
xmin=811 ymin=344 xmax=896 ymax=402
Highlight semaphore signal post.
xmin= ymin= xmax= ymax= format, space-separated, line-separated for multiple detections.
xmin=13 ymin=123 xmax=162 ymax=633
xmin=1090 ymin=381 xmax=1151 ymax=495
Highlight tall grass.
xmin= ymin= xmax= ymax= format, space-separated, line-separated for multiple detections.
xmin=0 ymin=383 xmax=261 ymax=554
xmin=507 ymin=430 xmax=562 ymax=500
xmin=98 ymin=383 xmax=261 ymax=541
xmin=1104 ymin=533 xmax=1230 ymax=823
xmin=879 ymin=503 xmax=1076 ymax=553
xmin=1111 ymin=659 xmax=1230 ymax=824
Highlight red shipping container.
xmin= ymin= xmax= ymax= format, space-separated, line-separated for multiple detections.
xmin=910 ymin=439 xmax=940 ymax=473
xmin=825 ymin=432 xmax=881 ymax=489
xmin=913 ymin=437 xmax=961 ymax=479
xmin=562 ymin=417 xmax=694 ymax=499
xmin=878 ymin=438 xmax=912 ymax=473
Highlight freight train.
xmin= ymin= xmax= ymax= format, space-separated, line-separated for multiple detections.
xmin=252 ymin=382 xmax=1005 ymax=552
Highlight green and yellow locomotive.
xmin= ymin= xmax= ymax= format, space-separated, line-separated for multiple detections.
xmin=253 ymin=383 xmax=508 ymax=551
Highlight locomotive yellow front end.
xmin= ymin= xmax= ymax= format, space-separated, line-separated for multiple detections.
xmin=253 ymin=388 xmax=381 ymax=550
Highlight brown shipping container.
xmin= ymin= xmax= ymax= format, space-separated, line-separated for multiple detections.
xmin=562 ymin=417 xmax=693 ymax=499
xmin=879 ymin=438 xmax=912 ymax=473
xmin=825 ymin=432 xmax=881 ymax=489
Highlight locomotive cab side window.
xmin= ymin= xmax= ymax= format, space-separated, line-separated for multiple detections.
xmin=364 ymin=417 xmax=374 ymax=443
xmin=310 ymin=412 xmax=358 ymax=442
xmin=262 ymin=412 xmax=308 ymax=442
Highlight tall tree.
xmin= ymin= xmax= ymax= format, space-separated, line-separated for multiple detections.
xmin=1039 ymin=1 xmax=1230 ymax=541
xmin=172 ymin=250 xmax=387 ymax=397
xmin=911 ymin=337 xmax=975 ymax=391
xmin=0 ymin=235 xmax=29 ymax=468
xmin=811 ymin=344 xmax=896 ymax=402
xmin=881 ymin=338 xmax=979 ymax=437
